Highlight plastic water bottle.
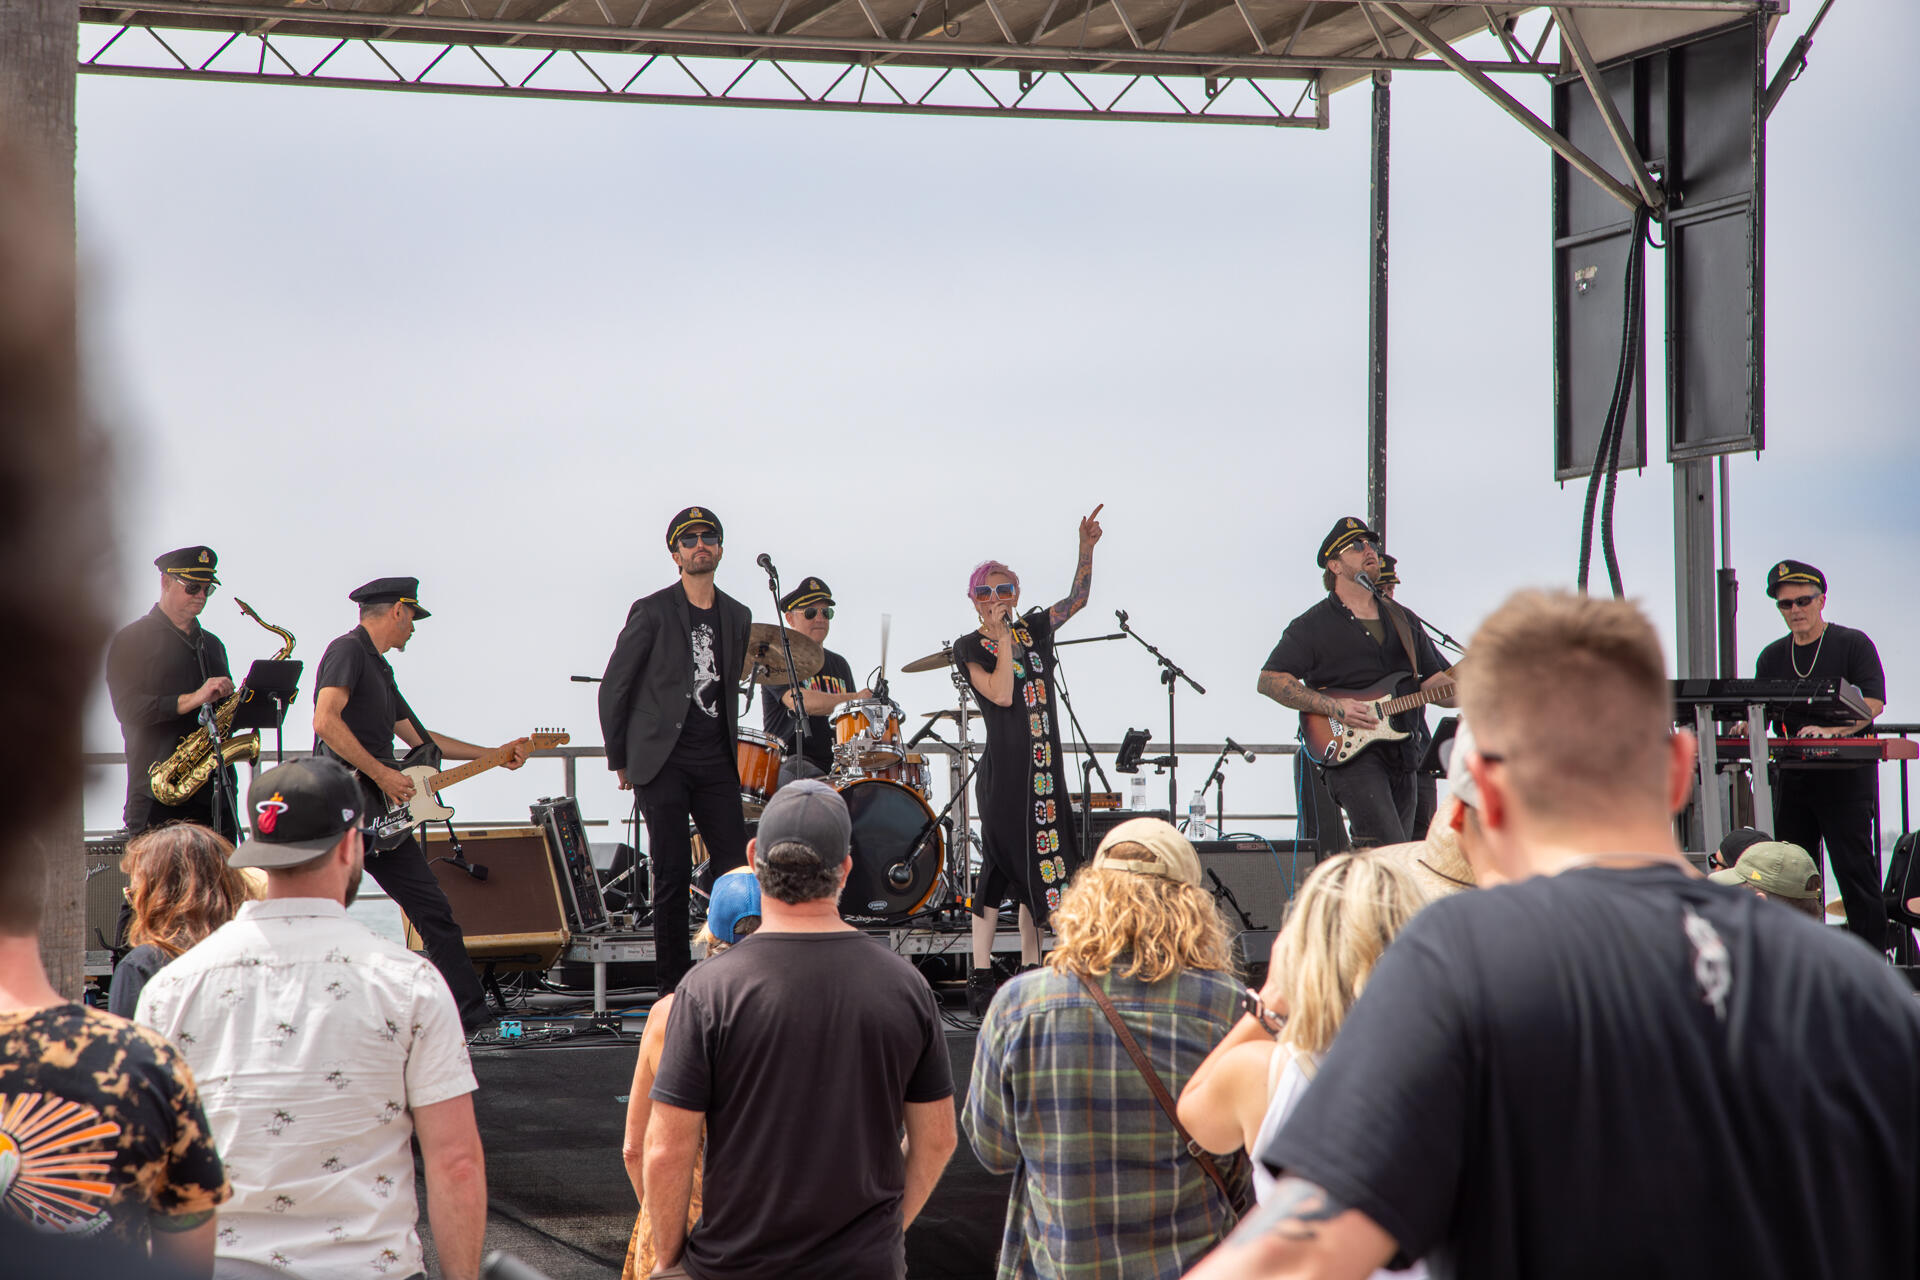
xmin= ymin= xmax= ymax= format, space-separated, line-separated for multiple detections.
xmin=1130 ymin=774 xmax=1148 ymax=811
xmin=1187 ymin=789 xmax=1211 ymax=841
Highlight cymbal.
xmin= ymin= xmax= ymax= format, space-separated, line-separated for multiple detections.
xmin=919 ymin=708 xmax=963 ymax=723
xmin=741 ymin=624 xmax=824 ymax=686
xmin=901 ymin=648 xmax=953 ymax=674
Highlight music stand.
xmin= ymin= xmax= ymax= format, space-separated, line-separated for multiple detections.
xmin=231 ymin=660 xmax=304 ymax=764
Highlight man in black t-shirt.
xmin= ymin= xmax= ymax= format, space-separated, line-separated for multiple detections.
xmin=311 ymin=575 xmax=531 ymax=1032
xmin=761 ymin=576 xmax=870 ymax=775
xmin=600 ymin=507 xmax=754 ymax=995
xmin=1257 ymin=518 xmax=1454 ymax=848
xmin=1751 ymin=559 xmax=1889 ymax=950
xmin=104 ymin=546 xmax=240 ymax=839
xmin=646 ymin=781 xmax=957 ymax=1280
xmin=1189 ymin=590 xmax=1920 ymax=1280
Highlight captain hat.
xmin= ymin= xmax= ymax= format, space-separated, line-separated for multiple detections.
xmin=156 ymin=546 xmax=219 ymax=584
xmin=349 ymin=576 xmax=431 ymax=620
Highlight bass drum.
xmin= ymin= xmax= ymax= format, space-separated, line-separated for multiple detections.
xmin=834 ymin=778 xmax=944 ymax=922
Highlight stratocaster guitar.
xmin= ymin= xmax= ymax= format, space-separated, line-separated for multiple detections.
xmin=362 ymin=729 xmax=569 ymax=851
xmin=1300 ymin=673 xmax=1455 ymax=767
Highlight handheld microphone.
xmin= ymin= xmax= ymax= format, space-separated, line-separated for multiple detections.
xmin=757 ymin=553 xmax=777 ymax=576
xmin=1225 ymin=736 xmax=1256 ymax=763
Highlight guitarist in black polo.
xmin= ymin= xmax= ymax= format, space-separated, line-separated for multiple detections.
xmin=1257 ymin=518 xmax=1455 ymax=849
xmin=312 ymin=576 xmax=530 ymax=1033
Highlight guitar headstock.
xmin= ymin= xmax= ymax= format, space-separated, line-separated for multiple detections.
xmin=528 ymin=727 xmax=571 ymax=751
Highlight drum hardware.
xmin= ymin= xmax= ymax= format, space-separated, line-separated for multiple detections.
xmin=833 ymin=698 xmax=904 ymax=769
xmin=740 ymin=621 xmax=825 ymax=687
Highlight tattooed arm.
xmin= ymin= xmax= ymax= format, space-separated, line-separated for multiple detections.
xmin=1182 ymin=1177 xmax=1397 ymax=1280
xmin=1048 ymin=503 xmax=1103 ymax=629
xmin=1256 ymin=671 xmax=1380 ymax=731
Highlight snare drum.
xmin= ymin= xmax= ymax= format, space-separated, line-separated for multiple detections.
xmin=833 ymin=777 xmax=945 ymax=921
xmin=734 ymin=728 xmax=785 ymax=816
xmin=832 ymin=699 xmax=903 ymax=768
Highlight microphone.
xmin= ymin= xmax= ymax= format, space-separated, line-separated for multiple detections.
xmin=1354 ymin=572 xmax=1381 ymax=596
xmin=757 ymin=553 xmax=776 ymax=576
xmin=1225 ymin=737 xmax=1256 ymax=763
xmin=886 ymin=862 xmax=914 ymax=889
xmin=454 ymin=857 xmax=489 ymax=882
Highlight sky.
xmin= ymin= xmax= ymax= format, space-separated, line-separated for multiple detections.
xmin=72 ymin=2 xmax=1920 ymax=859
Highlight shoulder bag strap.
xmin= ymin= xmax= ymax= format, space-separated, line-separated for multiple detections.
xmin=1075 ymin=972 xmax=1238 ymax=1211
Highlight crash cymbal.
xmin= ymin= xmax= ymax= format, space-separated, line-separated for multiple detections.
xmin=920 ymin=708 xmax=963 ymax=722
xmin=901 ymin=648 xmax=953 ymax=674
xmin=741 ymin=623 xmax=824 ymax=686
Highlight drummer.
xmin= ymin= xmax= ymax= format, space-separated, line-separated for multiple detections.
xmin=761 ymin=576 xmax=871 ymax=776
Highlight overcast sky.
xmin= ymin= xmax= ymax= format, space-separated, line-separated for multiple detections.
xmin=73 ymin=2 xmax=1919 ymax=855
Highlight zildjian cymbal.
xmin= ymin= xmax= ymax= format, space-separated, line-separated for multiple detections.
xmin=900 ymin=648 xmax=954 ymax=674
xmin=740 ymin=623 xmax=824 ymax=686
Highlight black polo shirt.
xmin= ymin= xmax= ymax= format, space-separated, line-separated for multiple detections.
xmin=1264 ymin=594 xmax=1445 ymax=765
xmin=105 ymin=607 xmax=232 ymax=816
xmin=312 ymin=625 xmax=419 ymax=766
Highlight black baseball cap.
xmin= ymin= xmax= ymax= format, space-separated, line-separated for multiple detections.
xmin=1714 ymin=826 xmax=1771 ymax=869
xmin=756 ymin=778 xmax=851 ymax=864
xmin=666 ymin=506 xmax=723 ymax=548
xmin=1318 ymin=516 xmax=1378 ymax=566
xmin=1766 ymin=560 xmax=1825 ymax=598
xmin=232 ymin=758 xmax=366 ymax=869
xmin=780 ymin=577 xmax=834 ymax=612
xmin=156 ymin=545 xmax=219 ymax=584
xmin=349 ymin=576 xmax=431 ymax=620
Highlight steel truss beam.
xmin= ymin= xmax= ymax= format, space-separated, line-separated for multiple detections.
xmin=79 ymin=21 xmax=1332 ymax=124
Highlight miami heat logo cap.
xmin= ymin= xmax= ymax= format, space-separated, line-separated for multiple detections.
xmin=232 ymin=757 xmax=366 ymax=869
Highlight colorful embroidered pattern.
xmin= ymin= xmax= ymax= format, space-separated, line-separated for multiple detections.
xmin=1033 ymin=800 xmax=1056 ymax=825
xmin=1033 ymin=742 xmax=1053 ymax=768
xmin=1034 ymin=772 xmax=1053 ymax=797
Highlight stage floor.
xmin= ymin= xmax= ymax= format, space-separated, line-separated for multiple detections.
xmin=419 ymin=1018 xmax=1008 ymax=1279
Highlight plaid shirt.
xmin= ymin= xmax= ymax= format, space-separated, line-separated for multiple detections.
xmin=963 ymin=964 xmax=1248 ymax=1279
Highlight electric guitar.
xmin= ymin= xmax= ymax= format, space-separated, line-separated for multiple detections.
xmin=1299 ymin=673 xmax=1454 ymax=767
xmin=362 ymin=729 xmax=569 ymax=851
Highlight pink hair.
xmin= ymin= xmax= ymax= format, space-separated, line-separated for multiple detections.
xmin=967 ymin=560 xmax=1019 ymax=595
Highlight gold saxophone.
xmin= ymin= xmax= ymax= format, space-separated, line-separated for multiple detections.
xmin=148 ymin=599 xmax=296 ymax=806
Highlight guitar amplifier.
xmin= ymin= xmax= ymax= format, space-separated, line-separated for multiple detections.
xmin=412 ymin=825 xmax=570 ymax=971
xmin=1069 ymin=805 xmax=1173 ymax=847
xmin=532 ymin=796 xmax=609 ymax=933
xmin=85 ymin=831 xmax=132 ymax=975
xmin=1193 ymin=839 xmax=1309 ymax=934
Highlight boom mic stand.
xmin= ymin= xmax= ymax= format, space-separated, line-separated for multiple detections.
xmin=1199 ymin=737 xmax=1257 ymax=835
xmin=198 ymin=702 xmax=239 ymax=842
xmin=1047 ymin=636 xmax=1117 ymax=865
xmin=756 ymin=556 xmax=809 ymax=757
xmin=1115 ymin=610 xmax=1205 ymax=818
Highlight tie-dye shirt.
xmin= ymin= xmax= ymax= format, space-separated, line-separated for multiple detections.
xmin=0 ymin=1003 xmax=228 ymax=1247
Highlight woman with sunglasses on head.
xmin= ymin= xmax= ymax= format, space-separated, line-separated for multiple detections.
xmin=953 ymin=505 xmax=1104 ymax=1015
xmin=105 ymin=545 xmax=242 ymax=841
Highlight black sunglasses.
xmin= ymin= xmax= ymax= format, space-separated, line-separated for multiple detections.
xmin=799 ymin=606 xmax=834 ymax=621
xmin=676 ymin=531 xmax=721 ymax=549
xmin=179 ymin=579 xmax=216 ymax=597
xmin=1775 ymin=593 xmax=1820 ymax=611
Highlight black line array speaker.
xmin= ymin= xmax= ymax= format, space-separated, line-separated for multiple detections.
xmin=1193 ymin=840 xmax=1309 ymax=934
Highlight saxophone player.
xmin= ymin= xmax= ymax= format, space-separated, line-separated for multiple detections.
xmin=105 ymin=546 xmax=240 ymax=839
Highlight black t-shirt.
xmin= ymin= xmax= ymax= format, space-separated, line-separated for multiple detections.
xmin=1263 ymin=595 xmax=1446 ymax=765
xmin=652 ymin=931 xmax=955 ymax=1280
xmin=761 ymin=648 xmax=857 ymax=772
xmin=312 ymin=625 xmax=416 ymax=766
xmin=677 ymin=603 xmax=730 ymax=764
xmin=104 ymin=608 xmax=233 ymax=818
xmin=107 ymin=943 xmax=171 ymax=1020
xmin=1753 ymin=622 xmax=1887 ymax=737
xmin=1263 ymin=864 xmax=1920 ymax=1280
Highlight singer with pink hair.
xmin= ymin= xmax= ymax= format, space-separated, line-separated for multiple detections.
xmin=952 ymin=504 xmax=1104 ymax=1015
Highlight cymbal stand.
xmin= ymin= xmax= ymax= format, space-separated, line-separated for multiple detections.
xmin=942 ymin=642 xmax=978 ymax=911
xmin=1116 ymin=611 xmax=1206 ymax=817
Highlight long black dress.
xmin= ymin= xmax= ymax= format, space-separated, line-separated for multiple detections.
xmin=953 ymin=608 xmax=1079 ymax=924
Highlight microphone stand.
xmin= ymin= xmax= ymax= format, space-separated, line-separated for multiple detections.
xmin=1047 ymin=645 xmax=1110 ymax=865
xmin=198 ymin=702 xmax=238 ymax=843
xmin=1200 ymin=739 xmax=1256 ymax=835
xmin=757 ymin=560 xmax=809 ymax=757
xmin=1116 ymin=611 xmax=1205 ymax=818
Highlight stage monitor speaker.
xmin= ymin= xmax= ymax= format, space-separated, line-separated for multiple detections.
xmin=1194 ymin=840 xmax=1307 ymax=934
xmin=411 ymin=826 xmax=570 ymax=971
xmin=84 ymin=832 xmax=131 ymax=973
xmin=1069 ymin=805 xmax=1173 ymax=848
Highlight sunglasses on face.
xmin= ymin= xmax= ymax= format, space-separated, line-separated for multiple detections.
xmin=1775 ymin=593 xmax=1820 ymax=611
xmin=179 ymin=579 xmax=216 ymax=597
xmin=799 ymin=606 xmax=834 ymax=621
xmin=972 ymin=583 xmax=1017 ymax=601
xmin=676 ymin=532 xmax=721 ymax=549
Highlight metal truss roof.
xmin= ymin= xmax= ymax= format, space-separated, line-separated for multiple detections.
xmin=77 ymin=1 xmax=1776 ymax=128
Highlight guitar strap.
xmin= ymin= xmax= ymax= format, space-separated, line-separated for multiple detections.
xmin=1378 ymin=595 xmax=1423 ymax=681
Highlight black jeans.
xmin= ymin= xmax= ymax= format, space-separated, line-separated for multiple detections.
xmin=1319 ymin=750 xmax=1416 ymax=849
xmin=1294 ymin=753 xmax=1351 ymax=861
xmin=1774 ymin=765 xmax=1885 ymax=951
xmin=638 ymin=753 xmax=749 ymax=994
xmin=364 ymin=833 xmax=490 ymax=1029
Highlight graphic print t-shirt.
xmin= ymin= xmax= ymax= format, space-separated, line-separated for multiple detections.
xmin=678 ymin=603 xmax=728 ymax=762
xmin=0 ymin=1004 xmax=228 ymax=1247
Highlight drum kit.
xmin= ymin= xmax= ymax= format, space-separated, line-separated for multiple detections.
xmin=724 ymin=622 xmax=977 ymax=924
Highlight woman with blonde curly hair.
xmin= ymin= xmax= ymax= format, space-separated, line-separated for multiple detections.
xmin=1176 ymin=852 xmax=1428 ymax=1276
xmin=108 ymin=822 xmax=254 ymax=1018
xmin=963 ymin=817 xmax=1246 ymax=1279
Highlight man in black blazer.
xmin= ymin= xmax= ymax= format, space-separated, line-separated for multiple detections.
xmin=600 ymin=506 xmax=753 ymax=993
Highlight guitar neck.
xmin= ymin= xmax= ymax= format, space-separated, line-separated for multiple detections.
xmin=1380 ymin=681 xmax=1454 ymax=716
xmin=427 ymin=745 xmax=515 ymax=792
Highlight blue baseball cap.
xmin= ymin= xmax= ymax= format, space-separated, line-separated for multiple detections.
xmin=707 ymin=868 xmax=763 ymax=945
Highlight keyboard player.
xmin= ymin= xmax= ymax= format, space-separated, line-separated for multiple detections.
xmin=1753 ymin=560 xmax=1888 ymax=950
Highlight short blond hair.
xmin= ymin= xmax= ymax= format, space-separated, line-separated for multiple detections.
xmin=1458 ymin=590 xmax=1672 ymax=824
xmin=1046 ymin=866 xmax=1235 ymax=983
xmin=1272 ymin=853 xmax=1429 ymax=1056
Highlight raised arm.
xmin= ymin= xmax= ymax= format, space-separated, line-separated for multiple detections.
xmin=1048 ymin=504 xmax=1103 ymax=630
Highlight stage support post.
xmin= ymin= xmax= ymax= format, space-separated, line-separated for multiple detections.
xmin=1677 ymin=457 xmax=1723 ymax=854
xmin=1366 ymin=70 xmax=1391 ymax=540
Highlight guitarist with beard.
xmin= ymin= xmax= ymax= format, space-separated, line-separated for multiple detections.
xmin=1257 ymin=518 xmax=1455 ymax=849
xmin=312 ymin=576 xmax=530 ymax=1034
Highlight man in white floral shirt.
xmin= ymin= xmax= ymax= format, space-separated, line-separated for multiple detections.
xmin=140 ymin=758 xmax=485 ymax=1280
